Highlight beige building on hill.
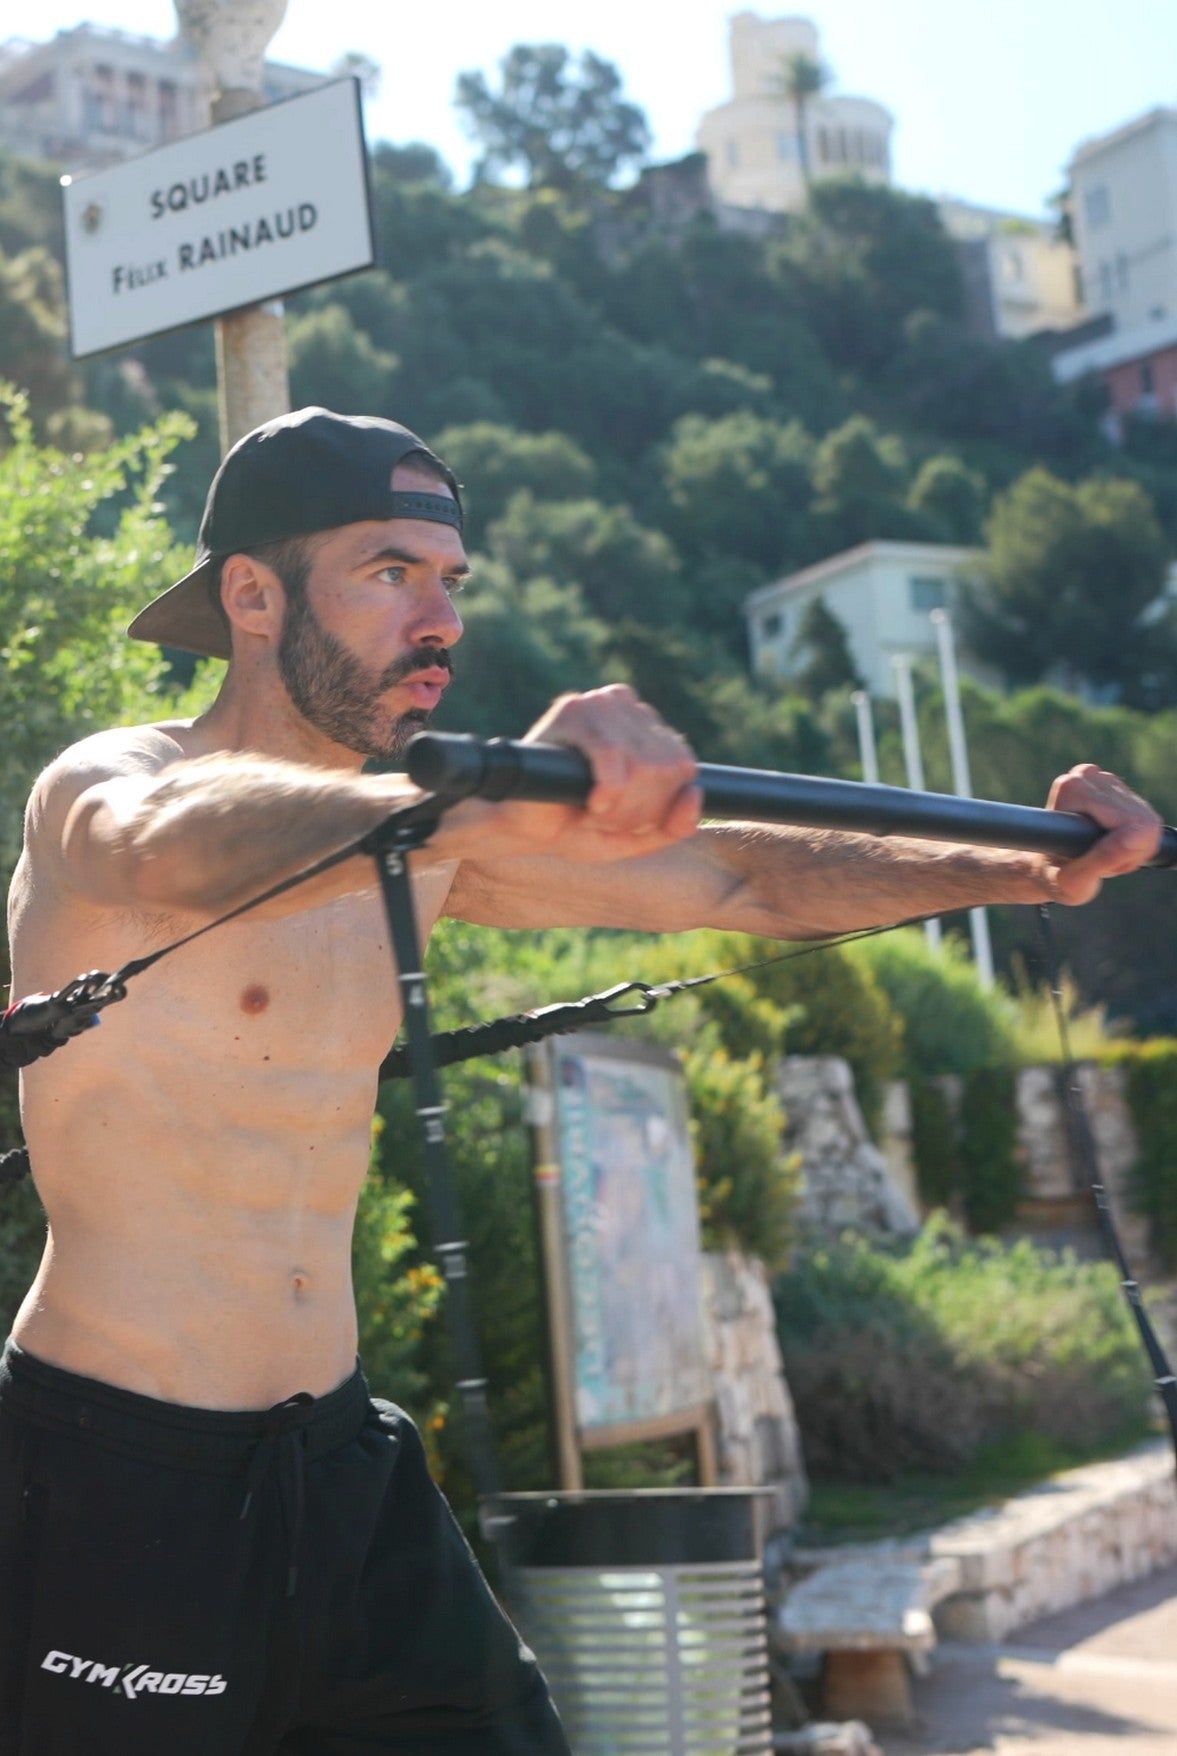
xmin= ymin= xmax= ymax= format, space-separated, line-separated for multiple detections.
xmin=0 ymin=23 xmax=321 ymax=173
xmin=937 ymin=198 xmax=1083 ymax=341
xmin=697 ymin=12 xmax=892 ymax=214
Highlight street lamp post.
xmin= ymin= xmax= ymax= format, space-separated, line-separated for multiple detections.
xmin=931 ymin=610 xmax=995 ymax=988
xmin=892 ymin=654 xmax=942 ymax=952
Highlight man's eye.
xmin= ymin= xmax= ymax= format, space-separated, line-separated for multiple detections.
xmin=444 ymin=577 xmax=468 ymax=597
xmin=378 ymin=567 xmax=406 ymax=585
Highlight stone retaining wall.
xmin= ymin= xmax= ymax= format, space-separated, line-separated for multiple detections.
xmin=700 ymin=1248 xmax=808 ymax=1525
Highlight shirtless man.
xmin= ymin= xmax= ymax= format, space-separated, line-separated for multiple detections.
xmin=0 ymin=407 xmax=1162 ymax=1755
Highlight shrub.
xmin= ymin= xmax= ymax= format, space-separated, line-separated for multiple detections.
xmin=1103 ymin=1040 xmax=1177 ymax=1269
xmin=850 ymin=928 xmax=1017 ymax=1078
xmin=958 ymin=1067 xmax=1022 ymax=1234
xmin=909 ymin=1075 xmax=959 ymax=1210
xmin=774 ymin=1216 xmax=1151 ymax=1484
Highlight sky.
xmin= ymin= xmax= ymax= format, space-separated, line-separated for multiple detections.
xmin=16 ymin=1 xmax=1177 ymax=219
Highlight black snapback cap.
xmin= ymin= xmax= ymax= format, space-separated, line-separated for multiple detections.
xmin=128 ymin=406 xmax=463 ymax=661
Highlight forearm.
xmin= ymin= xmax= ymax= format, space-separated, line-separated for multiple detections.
xmin=696 ymin=822 xmax=1051 ymax=938
xmin=63 ymin=754 xmax=415 ymax=915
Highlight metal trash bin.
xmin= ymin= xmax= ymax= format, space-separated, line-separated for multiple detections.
xmin=489 ymin=1489 xmax=773 ymax=1755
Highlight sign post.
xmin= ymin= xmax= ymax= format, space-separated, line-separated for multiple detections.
xmin=175 ymin=0 xmax=289 ymax=451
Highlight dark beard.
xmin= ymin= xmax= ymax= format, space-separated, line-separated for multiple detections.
xmin=277 ymin=592 xmax=452 ymax=762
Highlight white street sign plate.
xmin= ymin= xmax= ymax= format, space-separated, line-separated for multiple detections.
xmin=62 ymin=78 xmax=374 ymax=357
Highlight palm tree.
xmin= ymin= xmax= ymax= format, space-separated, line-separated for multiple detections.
xmin=776 ymin=50 xmax=829 ymax=193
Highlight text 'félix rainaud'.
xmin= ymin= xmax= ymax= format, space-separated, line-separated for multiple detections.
xmin=110 ymin=152 xmax=319 ymax=295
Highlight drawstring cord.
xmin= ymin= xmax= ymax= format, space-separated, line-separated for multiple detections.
xmin=239 ymin=1391 xmax=314 ymax=1598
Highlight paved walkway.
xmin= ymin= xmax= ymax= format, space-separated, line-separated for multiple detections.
xmin=883 ymin=1564 xmax=1177 ymax=1754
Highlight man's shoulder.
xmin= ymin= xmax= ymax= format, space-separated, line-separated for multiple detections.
xmin=25 ymin=723 xmax=189 ymax=841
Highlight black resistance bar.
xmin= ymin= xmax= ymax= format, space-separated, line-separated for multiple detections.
xmin=405 ymin=733 xmax=1177 ymax=869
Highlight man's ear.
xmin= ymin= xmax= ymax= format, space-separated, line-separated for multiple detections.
xmin=220 ymin=554 xmax=287 ymax=646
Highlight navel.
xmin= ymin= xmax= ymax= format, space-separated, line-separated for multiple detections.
xmin=291 ymin=1268 xmax=311 ymax=1301
xmin=240 ymin=983 xmax=270 ymax=1015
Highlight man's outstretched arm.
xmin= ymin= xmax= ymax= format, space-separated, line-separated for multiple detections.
xmin=445 ymin=760 xmax=1164 ymax=938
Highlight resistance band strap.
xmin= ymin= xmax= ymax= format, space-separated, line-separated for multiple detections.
xmin=365 ymin=810 xmax=502 ymax=1508
xmin=1037 ymin=904 xmax=1177 ymax=1468
xmin=376 ymin=911 xmax=944 ymax=1082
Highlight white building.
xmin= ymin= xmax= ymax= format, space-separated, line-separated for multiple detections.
xmin=744 ymin=541 xmax=991 ymax=699
xmin=1067 ymin=107 xmax=1177 ymax=334
xmin=0 ymin=24 xmax=322 ymax=173
xmin=937 ymin=197 xmax=1083 ymax=341
xmin=696 ymin=12 xmax=892 ymax=215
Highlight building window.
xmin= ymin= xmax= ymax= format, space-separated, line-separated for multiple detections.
xmin=775 ymin=132 xmax=794 ymax=161
xmin=910 ymin=576 xmax=947 ymax=613
xmin=1141 ymin=361 xmax=1155 ymax=395
xmin=1116 ymin=253 xmax=1130 ymax=292
xmin=1099 ymin=260 xmax=1113 ymax=302
xmin=817 ymin=126 xmax=830 ymax=164
xmin=761 ymin=612 xmax=784 ymax=641
xmin=1084 ymin=185 xmax=1111 ymax=228
xmin=725 ymin=139 xmax=740 ymax=169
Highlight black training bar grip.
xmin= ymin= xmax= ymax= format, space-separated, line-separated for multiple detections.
xmin=405 ymin=732 xmax=1177 ymax=868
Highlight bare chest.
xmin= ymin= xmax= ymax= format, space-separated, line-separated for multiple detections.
xmin=14 ymin=867 xmax=456 ymax=1083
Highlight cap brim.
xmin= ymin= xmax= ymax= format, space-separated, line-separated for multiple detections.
xmin=127 ymin=558 xmax=231 ymax=661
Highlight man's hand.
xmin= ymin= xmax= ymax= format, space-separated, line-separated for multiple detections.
xmin=472 ymin=685 xmax=703 ymax=864
xmin=1043 ymin=764 xmax=1163 ymax=905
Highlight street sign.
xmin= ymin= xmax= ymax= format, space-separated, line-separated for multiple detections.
xmin=61 ymin=78 xmax=374 ymax=358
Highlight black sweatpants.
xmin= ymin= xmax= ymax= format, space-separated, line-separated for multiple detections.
xmin=0 ymin=1341 xmax=569 ymax=1755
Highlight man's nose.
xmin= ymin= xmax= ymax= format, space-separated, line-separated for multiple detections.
xmin=412 ymin=578 xmax=464 ymax=647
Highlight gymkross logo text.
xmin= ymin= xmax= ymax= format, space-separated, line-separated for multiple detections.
xmin=41 ymin=1650 xmax=227 ymax=1701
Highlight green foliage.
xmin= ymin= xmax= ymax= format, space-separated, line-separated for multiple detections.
xmin=0 ymin=389 xmax=211 ymax=875
xmin=958 ymin=1067 xmax=1022 ymax=1234
xmin=909 ymin=1076 xmax=959 ymax=1209
xmin=850 ymin=929 xmax=1017 ymax=1078
xmin=486 ymin=490 xmax=682 ymax=627
xmin=658 ymin=410 xmax=813 ymax=571
xmin=642 ymin=930 xmax=901 ymax=1134
xmin=781 ymin=179 xmax=964 ymax=374
xmin=967 ymin=467 xmax=1169 ymax=695
xmin=455 ymin=45 xmax=651 ymax=192
xmin=1104 ymin=1041 xmax=1177 ymax=1270
xmin=0 ymin=1174 xmax=44 ymax=1338
xmin=430 ymin=422 xmax=597 ymax=541
xmin=682 ymin=1045 xmax=796 ymax=1270
xmin=774 ymin=1217 xmax=1152 ymax=1484
xmin=907 ymin=453 xmax=986 ymax=544
xmin=352 ymin=1119 xmax=444 ymax=1409
xmin=788 ymin=596 xmax=862 ymax=699
xmin=287 ymin=303 xmax=399 ymax=415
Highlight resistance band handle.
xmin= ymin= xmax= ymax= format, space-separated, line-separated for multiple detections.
xmin=405 ymin=732 xmax=1177 ymax=868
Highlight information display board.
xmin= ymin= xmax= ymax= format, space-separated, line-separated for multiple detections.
xmin=62 ymin=78 xmax=374 ymax=357
xmin=548 ymin=1034 xmax=710 ymax=1444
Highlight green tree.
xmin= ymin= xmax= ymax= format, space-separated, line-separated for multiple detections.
xmin=0 ymin=389 xmax=211 ymax=876
xmin=788 ymin=596 xmax=862 ymax=698
xmin=287 ymin=303 xmax=400 ymax=416
xmin=430 ymin=422 xmax=597 ymax=542
xmin=485 ymin=490 xmax=682 ymax=627
xmin=774 ymin=50 xmax=829 ymax=189
xmin=455 ymin=45 xmax=651 ymax=192
xmin=966 ymin=468 xmax=1169 ymax=695
xmin=907 ymin=454 xmax=986 ymax=545
xmin=659 ymin=410 xmax=814 ymax=569
xmin=781 ymin=181 xmax=964 ymax=374
xmin=810 ymin=414 xmax=928 ymax=549
xmin=0 ymin=248 xmax=103 ymax=441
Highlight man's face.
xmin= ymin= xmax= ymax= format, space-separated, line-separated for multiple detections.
xmin=276 ymin=469 xmax=468 ymax=762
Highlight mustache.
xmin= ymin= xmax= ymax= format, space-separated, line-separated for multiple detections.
xmin=378 ymin=648 xmax=454 ymax=690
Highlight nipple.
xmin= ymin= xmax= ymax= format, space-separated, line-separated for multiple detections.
xmin=240 ymin=984 xmax=270 ymax=1015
